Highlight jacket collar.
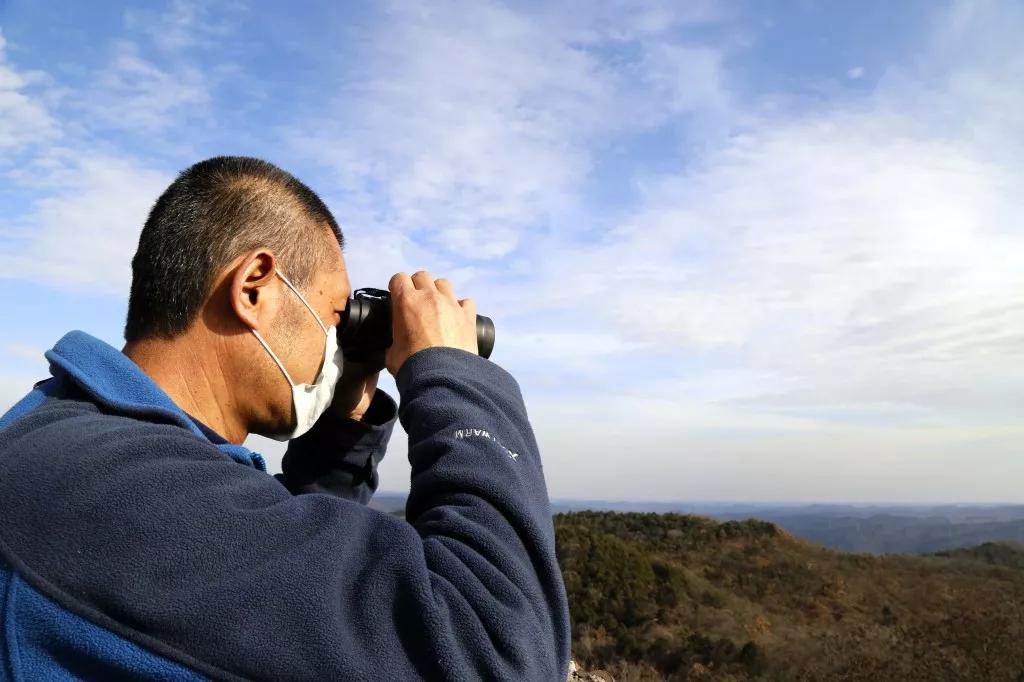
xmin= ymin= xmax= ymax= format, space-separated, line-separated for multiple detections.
xmin=45 ymin=330 xmax=266 ymax=471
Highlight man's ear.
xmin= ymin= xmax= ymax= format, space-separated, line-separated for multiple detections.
xmin=230 ymin=250 xmax=278 ymax=331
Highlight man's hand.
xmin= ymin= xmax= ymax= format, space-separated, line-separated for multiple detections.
xmin=325 ymin=349 xmax=385 ymax=422
xmin=385 ymin=271 xmax=478 ymax=378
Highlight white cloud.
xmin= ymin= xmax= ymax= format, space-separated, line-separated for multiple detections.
xmin=4 ymin=343 xmax=45 ymax=363
xmin=581 ymin=115 xmax=1020 ymax=353
xmin=124 ymin=0 xmax=238 ymax=53
xmin=2 ymin=1 xmax=1021 ymax=503
xmin=0 ymin=30 xmax=59 ymax=151
xmin=0 ymin=155 xmax=171 ymax=293
xmin=549 ymin=0 xmax=729 ymax=43
xmin=283 ymin=2 xmax=1024 ymax=503
xmin=531 ymin=390 xmax=1024 ymax=501
xmin=638 ymin=42 xmax=730 ymax=115
xmin=85 ymin=41 xmax=209 ymax=133
xmin=513 ymin=0 xmax=1024 ymax=440
xmin=291 ymin=0 xmax=730 ymax=262
xmin=0 ymin=373 xmax=46 ymax=414
xmin=0 ymin=14 xmax=214 ymax=291
xmin=294 ymin=0 xmax=607 ymax=259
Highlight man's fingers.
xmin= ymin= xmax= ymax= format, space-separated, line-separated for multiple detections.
xmin=435 ymin=278 xmax=455 ymax=300
xmin=384 ymin=271 xmax=479 ymax=375
xmin=410 ymin=270 xmax=435 ymax=290
xmin=389 ymin=272 xmax=412 ymax=296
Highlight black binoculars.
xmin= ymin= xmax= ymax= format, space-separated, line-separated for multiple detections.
xmin=339 ymin=288 xmax=495 ymax=362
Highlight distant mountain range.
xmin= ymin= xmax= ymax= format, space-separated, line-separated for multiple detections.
xmin=369 ymin=492 xmax=1024 ymax=554
xmin=714 ymin=506 xmax=1024 ymax=554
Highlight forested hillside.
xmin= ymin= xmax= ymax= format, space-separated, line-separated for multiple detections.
xmin=556 ymin=512 xmax=1024 ymax=681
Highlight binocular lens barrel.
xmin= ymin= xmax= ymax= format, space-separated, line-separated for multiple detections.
xmin=339 ymin=288 xmax=495 ymax=361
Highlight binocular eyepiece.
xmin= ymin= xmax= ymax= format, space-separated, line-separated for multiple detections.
xmin=339 ymin=288 xmax=495 ymax=362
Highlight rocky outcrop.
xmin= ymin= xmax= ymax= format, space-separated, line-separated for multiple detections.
xmin=567 ymin=659 xmax=615 ymax=681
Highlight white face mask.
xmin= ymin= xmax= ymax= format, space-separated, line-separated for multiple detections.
xmin=250 ymin=270 xmax=344 ymax=441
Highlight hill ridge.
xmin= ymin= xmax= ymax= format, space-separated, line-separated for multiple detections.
xmin=556 ymin=510 xmax=1024 ymax=681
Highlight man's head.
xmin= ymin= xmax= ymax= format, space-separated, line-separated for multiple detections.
xmin=124 ymin=156 xmax=352 ymax=439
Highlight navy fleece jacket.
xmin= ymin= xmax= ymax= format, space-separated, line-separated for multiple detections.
xmin=0 ymin=330 xmax=570 ymax=681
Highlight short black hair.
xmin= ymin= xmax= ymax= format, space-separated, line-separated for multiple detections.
xmin=124 ymin=156 xmax=343 ymax=342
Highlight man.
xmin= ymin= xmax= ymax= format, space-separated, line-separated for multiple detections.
xmin=0 ymin=157 xmax=570 ymax=680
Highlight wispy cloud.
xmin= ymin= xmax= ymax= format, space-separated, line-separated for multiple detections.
xmin=289 ymin=0 xmax=732 ymax=262
xmin=84 ymin=41 xmax=209 ymax=133
xmin=0 ymin=4 xmax=217 ymax=291
xmin=0 ymin=154 xmax=171 ymax=293
xmin=271 ymin=1 xmax=1024 ymax=499
xmin=1 ymin=1 xmax=1021 ymax=500
xmin=124 ymin=0 xmax=240 ymax=53
xmin=513 ymin=1 xmax=1023 ymax=419
xmin=0 ymin=30 xmax=59 ymax=151
xmin=4 ymin=343 xmax=45 ymax=363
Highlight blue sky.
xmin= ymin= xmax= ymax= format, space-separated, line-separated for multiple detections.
xmin=1 ymin=0 xmax=1021 ymax=502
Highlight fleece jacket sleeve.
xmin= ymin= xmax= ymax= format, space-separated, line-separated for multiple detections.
xmin=396 ymin=347 xmax=572 ymax=676
xmin=0 ymin=346 xmax=571 ymax=682
xmin=274 ymin=388 xmax=398 ymax=503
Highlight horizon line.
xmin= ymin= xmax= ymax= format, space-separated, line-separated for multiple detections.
xmin=372 ymin=491 xmax=1024 ymax=507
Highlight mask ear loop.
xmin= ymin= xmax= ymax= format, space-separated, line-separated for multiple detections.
xmin=251 ymin=328 xmax=296 ymax=387
xmin=255 ymin=269 xmax=333 ymax=388
xmin=276 ymin=270 xmax=330 ymax=337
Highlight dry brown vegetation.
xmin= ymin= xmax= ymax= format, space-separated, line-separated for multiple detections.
xmin=555 ymin=511 xmax=1024 ymax=681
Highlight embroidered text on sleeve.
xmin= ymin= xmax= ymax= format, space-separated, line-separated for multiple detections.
xmin=453 ymin=428 xmax=520 ymax=461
